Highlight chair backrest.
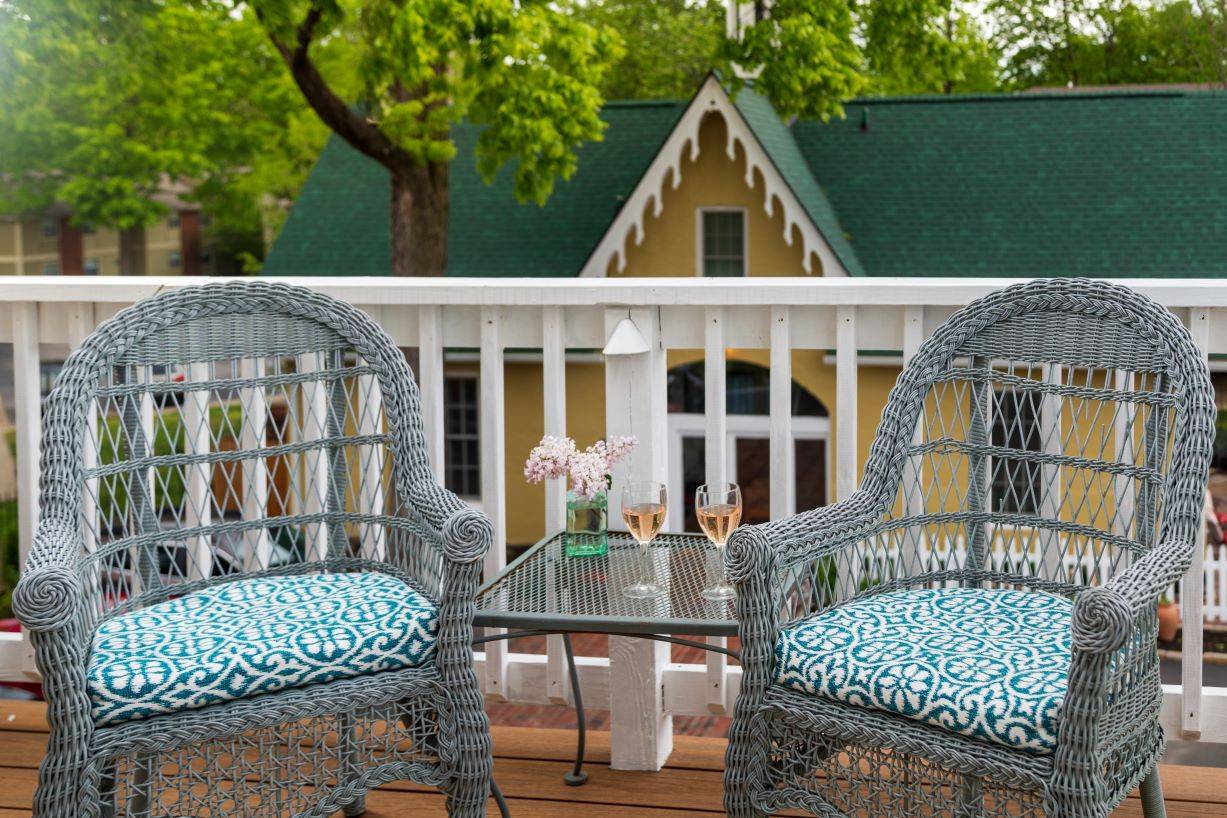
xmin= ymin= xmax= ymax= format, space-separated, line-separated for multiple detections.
xmin=844 ymin=279 xmax=1214 ymax=598
xmin=39 ymin=282 xmax=443 ymax=624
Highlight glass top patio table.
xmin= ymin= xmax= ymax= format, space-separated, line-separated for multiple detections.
xmin=474 ymin=531 xmax=738 ymax=637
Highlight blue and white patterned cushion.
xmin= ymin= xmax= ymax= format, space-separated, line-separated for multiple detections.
xmin=773 ymin=587 xmax=1072 ymax=754
xmin=88 ymin=572 xmax=438 ymax=727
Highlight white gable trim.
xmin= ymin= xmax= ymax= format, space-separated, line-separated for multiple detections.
xmin=579 ymin=75 xmax=848 ymax=278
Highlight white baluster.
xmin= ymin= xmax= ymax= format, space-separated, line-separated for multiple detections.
xmin=769 ymin=306 xmax=794 ymax=520
xmin=542 ymin=306 xmax=571 ymax=705
xmin=184 ymin=362 xmax=212 ymax=581
xmin=12 ymin=303 xmax=40 ymax=674
xmin=703 ymin=307 xmax=728 ymax=713
xmin=359 ymin=369 xmax=386 ymax=561
xmin=300 ymin=351 xmax=330 ymax=562
xmin=239 ymin=358 xmax=271 ymax=573
xmin=418 ymin=305 xmax=445 ymax=482
xmin=480 ymin=307 xmax=508 ymax=700
xmin=1183 ymin=307 xmax=1209 ymax=738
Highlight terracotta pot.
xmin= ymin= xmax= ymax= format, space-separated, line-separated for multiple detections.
xmin=1157 ymin=602 xmax=1181 ymax=643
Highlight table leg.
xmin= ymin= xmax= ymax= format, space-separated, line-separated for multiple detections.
xmin=491 ymin=777 xmax=511 ymax=818
xmin=562 ymin=633 xmax=589 ymax=786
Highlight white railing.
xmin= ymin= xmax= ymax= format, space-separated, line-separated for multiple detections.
xmin=1177 ymin=543 xmax=1227 ymax=624
xmin=1 ymin=276 xmax=1226 ymax=769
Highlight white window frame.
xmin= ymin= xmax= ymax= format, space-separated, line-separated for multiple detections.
xmin=695 ymin=206 xmax=748 ymax=277
xmin=666 ymin=411 xmax=829 ymax=531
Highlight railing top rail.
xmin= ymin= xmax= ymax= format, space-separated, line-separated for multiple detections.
xmin=0 ymin=275 xmax=1226 ymax=308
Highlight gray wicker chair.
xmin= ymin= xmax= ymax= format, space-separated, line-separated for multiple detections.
xmin=724 ymin=278 xmax=1214 ymax=818
xmin=13 ymin=281 xmax=493 ymax=817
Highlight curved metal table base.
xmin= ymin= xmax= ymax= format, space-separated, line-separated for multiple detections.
xmin=490 ymin=777 xmax=511 ymax=818
xmin=473 ymin=628 xmax=740 ymax=801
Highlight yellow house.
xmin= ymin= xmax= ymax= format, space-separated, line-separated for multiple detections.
xmin=0 ymin=201 xmax=218 ymax=276
xmin=263 ymin=77 xmax=1227 ymax=548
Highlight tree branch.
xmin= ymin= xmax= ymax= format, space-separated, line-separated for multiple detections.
xmin=260 ymin=4 xmax=413 ymax=171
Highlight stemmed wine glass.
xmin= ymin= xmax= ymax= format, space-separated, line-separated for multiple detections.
xmin=621 ymin=481 xmax=667 ymax=599
xmin=697 ymin=482 xmax=742 ymax=601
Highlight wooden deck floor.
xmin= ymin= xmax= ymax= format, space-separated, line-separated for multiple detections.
xmin=1 ymin=700 xmax=1225 ymax=817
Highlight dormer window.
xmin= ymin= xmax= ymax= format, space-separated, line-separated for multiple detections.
xmin=698 ymin=208 xmax=746 ymax=276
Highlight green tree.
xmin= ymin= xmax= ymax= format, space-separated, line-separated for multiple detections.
xmin=861 ymin=0 xmax=1000 ymax=94
xmin=991 ymin=0 xmax=1094 ymax=87
xmin=571 ymin=0 xmax=728 ymax=100
xmin=0 ymin=1 xmax=301 ymax=273
xmin=725 ymin=0 xmax=866 ymax=120
xmin=996 ymin=0 xmax=1227 ymax=88
xmin=242 ymin=0 xmax=622 ymax=276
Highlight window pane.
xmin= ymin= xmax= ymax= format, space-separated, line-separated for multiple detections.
xmin=701 ymin=210 xmax=745 ymax=277
xmin=735 ymin=437 xmax=770 ymax=525
xmin=443 ymin=377 xmax=480 ymax=497
xmin=681 ymin=436 xmax=705 ymax=532
xmin=796 ymin=439 xmax=827 ymax=512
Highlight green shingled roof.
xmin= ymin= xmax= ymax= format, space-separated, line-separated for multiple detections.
xmin=792 ymin=89 xmax=1227 ymax=277
xmin=263 ymin=101 xmax=685 ymax=277
xmin=264 ymin=83 xmax=1227 ymax=279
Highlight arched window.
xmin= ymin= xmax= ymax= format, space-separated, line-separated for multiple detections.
xmin=667 ymin=360 xmax=827 ymax=417
xmin=667 ymin=361 xmax=829 ymax=530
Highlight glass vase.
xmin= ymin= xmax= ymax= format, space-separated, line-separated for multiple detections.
xmin=565 ymin=490 xmax=609 ymax=557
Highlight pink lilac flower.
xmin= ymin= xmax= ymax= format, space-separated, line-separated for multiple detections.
xmin=569 ymin=450 xmax=609 ymax=500
xmin=602 ymin=435 xmax=637 ymax=468
xmin=524 ymin=434 xmax=638 ymax=499
xmin=523 ymin=435 xmax=576 ymax=483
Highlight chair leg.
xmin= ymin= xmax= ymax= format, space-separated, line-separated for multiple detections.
xmin=442 ymin=671 xmax=493 ymax=818
xmin=956 ymin=776 xmax=984 ymax=818
xmin=337 ymin=713 xmax=366 ymax=817
xmin=1140 ymin=768 xmax=1167 ymax=818
xmin=723 ymin=712 xmax=769 ymax=818
xmin=126 ymin=753 xmax=154 ymax=818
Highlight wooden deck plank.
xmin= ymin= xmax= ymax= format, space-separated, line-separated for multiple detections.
xmin=0 ymin=702 xmax=1223 ymax=816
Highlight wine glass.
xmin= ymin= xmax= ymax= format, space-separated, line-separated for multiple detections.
xmin=697 ymin=482 xmax=742 ymax=601
xmin=621 ymin=481 xmax=667 ymax=599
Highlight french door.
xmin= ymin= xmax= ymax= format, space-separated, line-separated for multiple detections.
xmin=666 ymin=412 xmax=830 ymax=533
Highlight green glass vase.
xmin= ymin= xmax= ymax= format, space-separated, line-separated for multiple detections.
xmin=564 ymin=490 xmax=609 ymax=557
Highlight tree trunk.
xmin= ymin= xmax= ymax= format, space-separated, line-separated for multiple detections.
xmin=119 ymin=226 xmax=147 ymax=276
xmin=390 ymin=161 xmax=450 ymax=277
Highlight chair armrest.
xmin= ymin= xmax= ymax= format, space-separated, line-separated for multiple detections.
xmin=1071 ymin=538 xmax=1194 ymax=655
xmin=13 ymin=519 xmax=84 ymax=634
xmin=725 ymin=491 xmax=889 ymax=701
xmin=731 ymin=489 xmax=886 ymax=573
xmin=401 ymin=478 xmax=493 ymax=567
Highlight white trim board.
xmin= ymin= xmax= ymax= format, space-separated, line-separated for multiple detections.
xmin=578 ymin=75 xmax=849 ymax=278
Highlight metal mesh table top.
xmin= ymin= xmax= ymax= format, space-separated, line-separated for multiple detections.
xmin=474 ymin=532 xmax=737 ymax=636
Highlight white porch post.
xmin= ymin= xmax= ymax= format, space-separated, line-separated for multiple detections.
xmin=604 ymin=305 xmax=672 ymax=771
xmin=12 ymin=302 xmax=40 ymax=674
xmin=1183 ymin=307 xmax=1210 ymax=738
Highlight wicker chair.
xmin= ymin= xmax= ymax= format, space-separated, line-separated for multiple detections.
xmin=724 ymin=279 xmax=1214 ymax=818
xmin=13 ymin=281 xmax=493 ymax=817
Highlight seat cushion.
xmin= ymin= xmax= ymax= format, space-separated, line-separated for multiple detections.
xmin=774 ymin=587 xmax=1072 ymax=754
xmin=88 ymin=572 xmax=437 ymax=726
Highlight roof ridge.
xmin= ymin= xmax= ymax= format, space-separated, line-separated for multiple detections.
xmin=845 ymin=89 xmax=1223 ymax=106
xmin=600 ymin=99 xmax=687 ymax=108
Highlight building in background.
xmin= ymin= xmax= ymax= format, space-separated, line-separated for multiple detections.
xmin=0 ymin=184 xmax=218 ymax=277
xmin=262 ymin=76 xmax=1227 ymax=549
